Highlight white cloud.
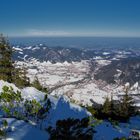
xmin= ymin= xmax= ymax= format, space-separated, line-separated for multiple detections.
xmin=8 ymin=29 xmax=140 ymax=37
xmin=26 ymin=29 xmax=72 ymax=37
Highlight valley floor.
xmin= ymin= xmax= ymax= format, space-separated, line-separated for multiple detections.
xmin=15 ymin=60 xmax=140 ymax=107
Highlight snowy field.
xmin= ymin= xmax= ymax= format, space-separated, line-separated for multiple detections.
xmin=15 ymin=60 xmax=90 ymax=88
xmin=15 ymin=59 xmax=140 ymax=107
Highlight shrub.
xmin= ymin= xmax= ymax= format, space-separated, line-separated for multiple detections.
xmin=47 ymin=117 xmax=93 ymax=140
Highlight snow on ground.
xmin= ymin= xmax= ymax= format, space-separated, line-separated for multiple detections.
xmin=50 ymin=81 xmax=118 ymax=106
xmin=0 ymin=80 xmax=45 ymax=102
xmin=12 ymin=47 xmax=23 ymax=52
xmin=27 ymin=69 xmax=38 ymax=75
xmin=44 ymin=96 xmax=91 ymax=128
xmin=94 ymin=116 xmax=140 ymax=140
xmin=1 ymin=118 xmax=49 ymax=140
xmin=15 ymin=60 xmax=90 ymax=88
xmin=0 ymin=80 xmax=140 ymax=139
xmin=23 ymin=55 xmax=28 ymax=60
xmin=19 ymin=52 xmax=23 ymax=54
xmin=24 ymin=46 xmax=32 ymax=50
xmin=14 ymin=59 xmax=140 ymax=107
xmin=95 ymin=59 xmax=111 ymax=66
xmin=102 ymin=52 xmax=110 ymax=55
xmin=50 ymin=80 xmax=140 ymax=107
xmin=0 ymin=80 xmax=91 ymax=118
xmin=0 ymin=80 xmax=19 ymax=93
xmin=93 ymin=56 xmax=103 ymax=60
xmin=0 ymin=80 xmax=90 ymax=127
xmin=21 ymin=87 xmax=45 ymax=102
xmin=94 ymin=121 xmax=129 ymax=140
xmin=15 ymin=59 xmax=115 ymax=106
xmin=115 ymin=54 xmax=127 ymax=59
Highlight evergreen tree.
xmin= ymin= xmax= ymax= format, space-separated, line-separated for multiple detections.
xmin=101 ymin=95 xmax=117 ymax=120
xmin=0 ymin=34 xmax=30 ymax=87
xmin=90 ymin=88 xmax=136 ymax=122
xmin=24 ymin=99 xmax=42 ymax=121
xmin=31 ymin=76 xmax=48 ymax=93
xmin=47 ymin=117 xmax=93 ymax=140
xmin=0 ymin=34 xmax=13 ymax=82
xmin=119 ymin=87 xmax=136 ymax=120
xmin=2 ymin=120 xmax=8 ymax=130
xmin=31 ymin=99 xmax=41 ymax=119
xmin=102 ymin=96 xmax=112 ymax=116
xmin=32 ymin=76 xmax=43 ymax=91
xmin=13 ymin=66 xmax=30 ymax=88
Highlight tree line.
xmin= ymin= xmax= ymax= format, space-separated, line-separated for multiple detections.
xmin=0 ymin=34 xmax=48 ymax=92
xmin=87 ymin=87 xmax=138 ymax=122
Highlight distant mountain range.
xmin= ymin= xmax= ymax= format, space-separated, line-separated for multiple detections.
xmin=13 ymin=44 xmax=91 ymax=62
xmin=13 ymin=44 xmax=140 ymax=86
xmin=12 ymin=44 xmax=140 ymax=62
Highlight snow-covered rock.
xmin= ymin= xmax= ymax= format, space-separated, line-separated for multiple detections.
xmin=43 ymin=96 xmax=90 ymax=128
xmin=0 ymin=80 xmax=90 ymax=126
xmin=21 ymin=87 xmax=45 ymax=102
xmin=131 ymin=82 xmax=139 ymax=90
xmin=13 ymin=46 xmax=23 ymax=52
xmin=102 ymin=52 xmax=110 ymax=55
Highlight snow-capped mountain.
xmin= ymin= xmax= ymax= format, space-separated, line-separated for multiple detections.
xmin=12 ymin=44 xmax=140 ymax=63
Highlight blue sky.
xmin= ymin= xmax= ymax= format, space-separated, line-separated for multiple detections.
xmin=0 ymin=0 xmax=140 ymax=37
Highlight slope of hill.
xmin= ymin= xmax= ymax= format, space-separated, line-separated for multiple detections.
xmin=2 ymin=118 xmax=49 ymax=140
xmin=0 ymin=80 xmax=140 ymax=140
xmin=0 ymin=80 xmax=90 ymax=139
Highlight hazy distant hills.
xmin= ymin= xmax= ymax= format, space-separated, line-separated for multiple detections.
xmin=12 ymin=44 xmax=139 ymax=62
xmin=13 ymin=44 xmax=97 ymax=62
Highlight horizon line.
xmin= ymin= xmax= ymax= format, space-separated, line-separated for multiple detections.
xmin=8 ymin=35 xmax=140 ymax=38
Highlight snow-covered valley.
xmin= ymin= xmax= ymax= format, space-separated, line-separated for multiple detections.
xmin=15 ymin=57 xmax=140 ymax=107
xmin=0 ymin=44 xmax=136 ymax=140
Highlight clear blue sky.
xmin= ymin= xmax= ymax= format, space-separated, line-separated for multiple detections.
xmin=0 ymin=0 xmax=140 ymax=37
